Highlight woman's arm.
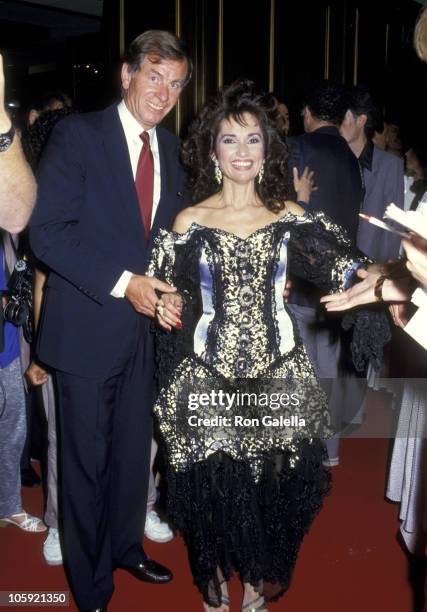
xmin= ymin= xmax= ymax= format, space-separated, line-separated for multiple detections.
xmin=319 ymin=267 xmax=414 ymax=311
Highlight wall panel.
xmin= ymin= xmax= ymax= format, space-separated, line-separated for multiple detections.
xmin=110 ymin=0 xmax=426 ymax=139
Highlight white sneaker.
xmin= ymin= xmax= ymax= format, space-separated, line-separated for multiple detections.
xmin=43 ymin=528 xmax=63 ymax=566
xmin=144 ymin=510 xmax=174 ymax=543
xmin=322 ymin=456 xmax=340 ymax=467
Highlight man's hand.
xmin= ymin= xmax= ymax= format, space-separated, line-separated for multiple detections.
xmin=25 ymin=361 xmax=48 ymax=386
xmin=156 ymin=293 xmax=183 ymax=331
xmin=125 ymin=274 xmax=176 ymax=317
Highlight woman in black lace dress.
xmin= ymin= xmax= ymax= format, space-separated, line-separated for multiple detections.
xmin=147 ymin=80 xmax=386 ymax=611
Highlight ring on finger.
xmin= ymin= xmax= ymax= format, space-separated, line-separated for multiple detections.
xmin=157 ymin=305 xmax=164 ymax=316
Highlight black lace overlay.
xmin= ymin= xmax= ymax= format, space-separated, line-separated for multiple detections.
xmin=165 ymin=445 xmax=330 ymax=607
xmin=146 ymin=211 xmax=388 ymax=605
xmin=341 ymin=308 xmax=392 ymax=372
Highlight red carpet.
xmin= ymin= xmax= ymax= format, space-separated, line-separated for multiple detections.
xmin=0 ymin=390 xmax=422 ymax=612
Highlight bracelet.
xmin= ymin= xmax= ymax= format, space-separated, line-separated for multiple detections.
xmin=374 ymin=275 xmax=386 ymax=302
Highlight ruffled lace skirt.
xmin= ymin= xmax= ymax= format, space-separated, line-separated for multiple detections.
xmin=164 ymin=442 xmax=330 ymax=607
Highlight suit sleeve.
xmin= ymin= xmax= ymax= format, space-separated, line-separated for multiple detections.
xmin=381 ymin=155 xmax=404 ymax=260
xmin=29 ymin=118 xmax=125 ymax=305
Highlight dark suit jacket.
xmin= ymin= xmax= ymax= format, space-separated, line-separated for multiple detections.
xmin=289 ymin=126 xmax=363 ymax=242
xmin=288 ymin=126 xmax=363 ymax=306
xmin=30 ymin=104 xmax=188 ymax=378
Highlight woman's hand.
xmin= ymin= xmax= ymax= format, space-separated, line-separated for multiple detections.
xmin=25 ymin=361 xmax=48 ymax=386
xmin=402 ymin=234 xmax=427 ymax=290
xmin=320 ymin=268 xmax=413 ymax=311
xmin=388 ymin=303 xmax=410 ymax=328
xmin=156 ymin=293 xmax=184 ymax=332
xmin=293 ymin=166 xmax=316 ymax=204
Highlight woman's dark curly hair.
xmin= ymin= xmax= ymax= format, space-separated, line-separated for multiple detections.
xmin=181 ymin=79 xmax=294 ymax=212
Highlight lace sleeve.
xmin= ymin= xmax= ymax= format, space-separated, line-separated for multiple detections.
xmin=287 ymin=211 xmax=368 ymax=293
xmin=145 ymin=227 xmax=203 ymax=392
xmin=287 ymin=212 xmax=390 ymax=372
xmin=146 ymin=229 xmax=176 ymax=284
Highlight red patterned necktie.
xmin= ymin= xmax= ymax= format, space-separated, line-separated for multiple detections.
xmin=135 ymin=131 xmax=154 ymax=242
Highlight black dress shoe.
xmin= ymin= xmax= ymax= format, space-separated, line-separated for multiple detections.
xmin=117 ymin=558 xmax=172 ymax=584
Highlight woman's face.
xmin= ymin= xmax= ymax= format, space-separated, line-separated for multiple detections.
xmin=214 ymin=112 xmax=265 ymax=185
xmin=405 ymin=148 xmax=423 ymax=180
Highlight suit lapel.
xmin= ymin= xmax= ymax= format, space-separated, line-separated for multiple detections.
xmin=101 ymin=105 xmax=146 ymax=246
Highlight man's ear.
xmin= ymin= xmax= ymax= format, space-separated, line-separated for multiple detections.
xmin=343 ymin=109 xmax=353 ymax=123
xmin=120 ymin=63 xmax=132 ymax=92
xmin=358 ymin=113 xmax=368 ymax=129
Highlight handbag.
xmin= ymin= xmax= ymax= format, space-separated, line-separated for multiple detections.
xmin=3 ymin=234 xmax=34 ymax=344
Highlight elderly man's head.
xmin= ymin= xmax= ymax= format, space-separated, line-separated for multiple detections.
xmin=121 ymin=30 xmax=192 ymax=130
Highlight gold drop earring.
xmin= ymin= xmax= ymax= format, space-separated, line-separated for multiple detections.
xmin=213 ymin=158 xmax=223 ymax=185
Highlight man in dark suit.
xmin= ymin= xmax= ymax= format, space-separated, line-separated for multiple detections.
xmin=287 ymin=82 xmax=364 ymax=466
xmin=29 ymin=31 xmax=191 ymax=612
xmin=290 ymin=81 xmax=363 ymax=240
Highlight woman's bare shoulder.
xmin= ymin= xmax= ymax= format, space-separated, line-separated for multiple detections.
xmin=172 ymin=197 xmax=217 ymax=233
xmin=279 ymin=200 xmax=306 ymax=217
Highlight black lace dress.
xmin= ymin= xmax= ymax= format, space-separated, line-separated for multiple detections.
xmin=147 ymin=211 xmax=387 ymax=607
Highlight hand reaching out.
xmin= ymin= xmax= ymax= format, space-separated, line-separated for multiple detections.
xmin=293 ymin=166 xmax=316 ymax=205
xmin=320 ymin=268 xmax=413 ymax=312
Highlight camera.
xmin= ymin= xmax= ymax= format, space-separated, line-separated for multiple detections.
xmin=3 ymin=258 xmax=34 ymax=343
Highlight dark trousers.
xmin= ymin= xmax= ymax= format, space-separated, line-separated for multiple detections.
xmin=55 ymin=326 xmax=153 ymax=609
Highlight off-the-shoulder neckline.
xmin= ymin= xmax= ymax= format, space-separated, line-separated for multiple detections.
xmin=170 ymin=210 xmax=309 ymax=242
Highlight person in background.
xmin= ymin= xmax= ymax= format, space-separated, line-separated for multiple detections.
xmin=26 ymin=90 xmax=72 ymax=127
xmin=24 ymin=103 xmax=75 ymax=564
xmin=340 ymin=85 xmax=404 ymax=262
xmin=287 ymin=81 xmax=364 ymax=467
xmin=276 ymin=99 xmax=290 ymax=136
xmin=321 ymin=4 xmax=427 ymax=590
xmin=0 ymin=52 xmax=42 ymax=533
xmin=404 ymin=139 xmax=427 ymax=214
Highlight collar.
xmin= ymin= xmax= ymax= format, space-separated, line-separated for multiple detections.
xmin=311 ymin=125 xmax=341 ymax=137
xmin=117 ymin=99 xmax=157 ymax=148
xmin=358 ymin=139 xmax=374 ymax=171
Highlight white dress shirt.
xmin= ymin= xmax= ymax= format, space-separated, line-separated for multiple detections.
xmin=111 ymin=100 xmax=162 ymax=297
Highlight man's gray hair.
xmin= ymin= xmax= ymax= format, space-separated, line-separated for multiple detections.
xmin=123 ymin=29 xmax=192 ymax=86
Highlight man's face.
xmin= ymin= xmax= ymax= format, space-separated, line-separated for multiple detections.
xmin=340 ymin=110 xmax=364 ymax=144
xmin=301 ymin=106 xmax=310 ymax=132
xmin=121 ymin=55 xmax=188 ymax=130
xmin=277 ymin=103 xmax=290 ymax=135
